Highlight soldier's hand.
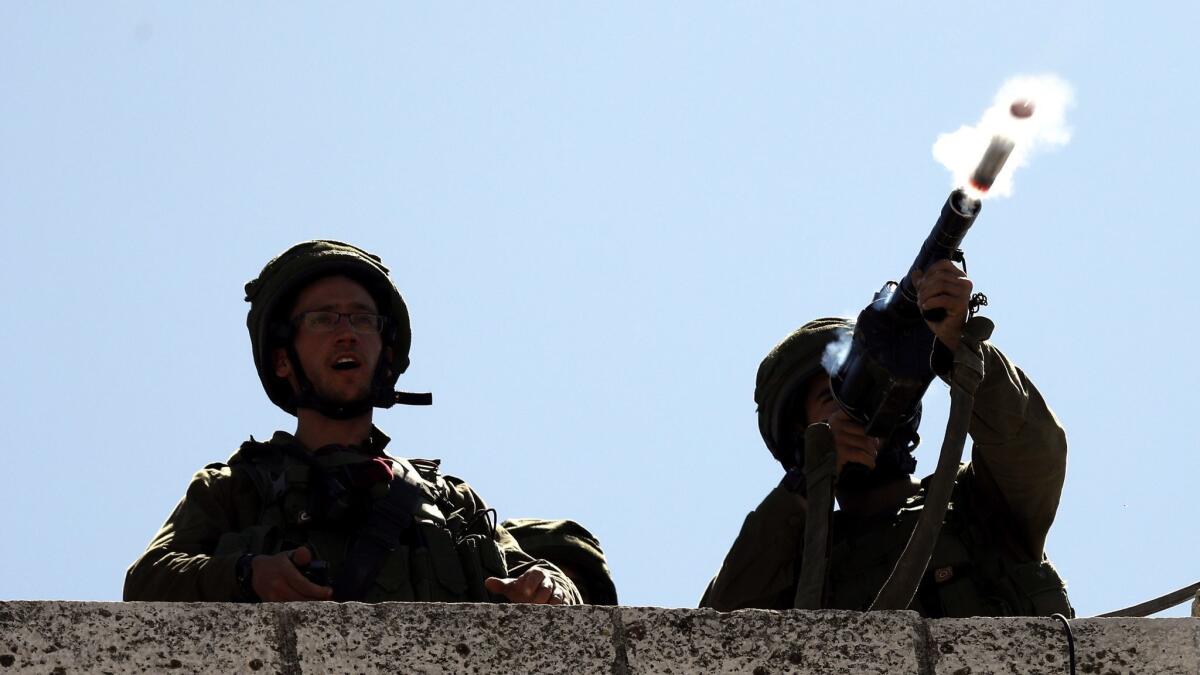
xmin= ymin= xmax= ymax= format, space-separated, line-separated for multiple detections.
xmin=826 ymin=410 xmax=881 ymax=475
xmin=911 ymin=259 xmax=972 ymax=351
xmin=250 ymin=547 xmax=334 ymax=602
xmin=484 ymin=568 xmax=568 ymax=605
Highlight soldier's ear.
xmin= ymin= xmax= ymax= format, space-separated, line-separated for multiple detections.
xmin=273 ymin=347 xmax=292 ymax=378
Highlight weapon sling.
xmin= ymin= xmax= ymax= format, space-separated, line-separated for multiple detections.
xmin=868 ymin=337 xmax=985 ymax=610
xmin=1097 ymin=581 xmax=1200 ymax=617
xmin=794 ymin=423 xmax=837 ymax=610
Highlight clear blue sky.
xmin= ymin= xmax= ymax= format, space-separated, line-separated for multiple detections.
xmin=2 ymin=3 xmax=1196 ymax=616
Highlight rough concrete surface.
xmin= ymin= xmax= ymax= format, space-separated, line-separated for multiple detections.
xmin=288 ymin=602 xmax=615 ymax=674
xmin=0 ymin=601 xmax=278 ymax=673
xmin=2 ymin=602 xmax=1198 ymax=674
xmin=928 ymin=617 xmax=1067 ymax=675
xmin=617 ymin=607 xmax=922 ymax=674
xmin=1070 ymin=618 xmax=1200 ymax=675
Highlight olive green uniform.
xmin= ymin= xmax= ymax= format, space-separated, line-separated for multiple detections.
xmin=701 ymin=341 xmax=1072 ymax=617
xmin=502 ymin=518 xmax=619 ymax=606
xmin=125 ymin=427 xmax=581 ymax=604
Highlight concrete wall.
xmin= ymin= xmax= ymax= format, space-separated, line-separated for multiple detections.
xmin=2 ymin=601 xmax=1198 ymax=674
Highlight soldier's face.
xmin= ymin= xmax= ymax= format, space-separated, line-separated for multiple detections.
xmin=274 ymin=275 xmax=385 ymax=406
xmin=801 ymin=373 xmax=839 ymax=428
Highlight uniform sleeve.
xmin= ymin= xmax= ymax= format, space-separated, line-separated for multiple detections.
xmin=700 ymin=484 xmax=807 ymax=611
xmin=123 ymin=468 xmax=246 ymax=601
xmin=962 ymin=342 xmax=1068 ymax=560
xmin=442 ymin=477 xmax=584 ymax=605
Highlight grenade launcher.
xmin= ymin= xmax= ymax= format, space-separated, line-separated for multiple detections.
xmin=829 ymin=188 xmax=980 ymax=453
xmin=829 ymin=137 xmax=1011 ymax=461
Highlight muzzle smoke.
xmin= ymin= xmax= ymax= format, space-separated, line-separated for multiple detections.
xmin=821 ymin=329 xmax=853 ymax=376
xmin=932 ymin=74 xmax=1074 ymax=199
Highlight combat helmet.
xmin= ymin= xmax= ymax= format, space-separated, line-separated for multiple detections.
xmin=755 ymin=318 xmax=853 ymax=470
xmin=755 ymin=317 xmax=919 ymax=482
xmin=244 ymin=240 xmax=431 ymax=418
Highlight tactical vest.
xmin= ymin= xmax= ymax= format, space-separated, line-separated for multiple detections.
xmin=211 ymin=439 xmax=509 ymax=602
xmin=822 ymin=466 xmax=1073 ymax=618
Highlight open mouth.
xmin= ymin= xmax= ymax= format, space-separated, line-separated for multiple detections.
xmin=331 ymin=356 xmax=361 ymax=371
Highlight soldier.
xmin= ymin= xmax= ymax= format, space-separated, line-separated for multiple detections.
xmin=125 ymin=240 xmax=580 ymax=605
xmin=701 ymin=260 xmax=1073 ymax=617
xmin=502 ymin=518 xmax=619 ymax=606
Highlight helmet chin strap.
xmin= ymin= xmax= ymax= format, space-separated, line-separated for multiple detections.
xmin=286 ymin=344 xmax=431 ymax=420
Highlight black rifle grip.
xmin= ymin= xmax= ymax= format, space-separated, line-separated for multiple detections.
xmin=839 ymin=462 xmax=872 ymax=486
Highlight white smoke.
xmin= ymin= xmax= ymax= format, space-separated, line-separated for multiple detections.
xmin=821 ymin=329 xmax=853 ymax=375
xmin=932 ymin=74 xmax=1074 ymax=199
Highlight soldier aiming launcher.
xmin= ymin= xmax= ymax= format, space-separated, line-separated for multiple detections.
xmin=805 ymin=136 xmax=1014 ymax=613
xmin=821 ymin=133 xmax=1200 ymax=617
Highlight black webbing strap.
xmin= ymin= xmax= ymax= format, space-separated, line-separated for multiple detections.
xmin=794 ymin=422 xmax=837 ymax=610
xmin=393 ymin=391 xmax=433 ymax=406
xmin=331 ymin=469 xmax=427 ymax=601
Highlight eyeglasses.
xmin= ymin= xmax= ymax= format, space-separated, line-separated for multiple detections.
xmin=292 ymin=311 xmax=386 ymax=334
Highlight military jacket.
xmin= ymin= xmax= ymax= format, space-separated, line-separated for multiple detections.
xmin=702 ymin=341 xmax=1073 ymax=618
xmin=124 ymin=427 xmax=580 ymax=604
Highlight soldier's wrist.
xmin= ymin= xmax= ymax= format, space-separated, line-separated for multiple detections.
xmin=235 ymin=554 xmax=259 ymax=602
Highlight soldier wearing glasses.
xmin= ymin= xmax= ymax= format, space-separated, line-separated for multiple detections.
xmin=124 ymin=240 xmax=580 ymax=605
